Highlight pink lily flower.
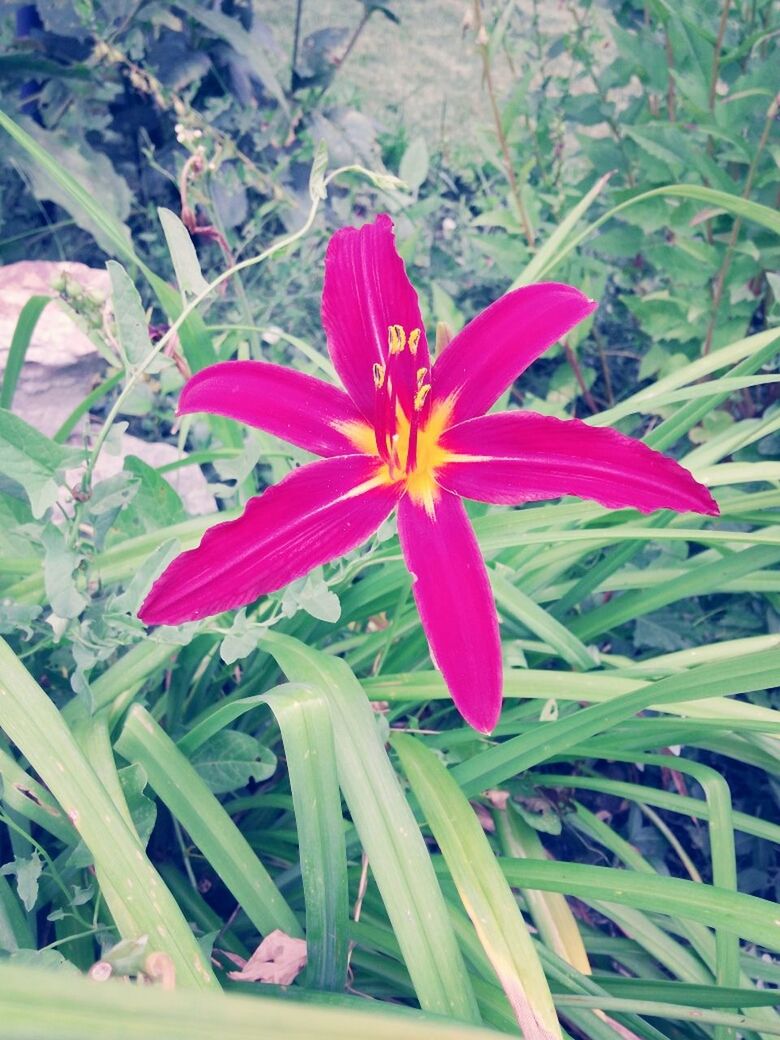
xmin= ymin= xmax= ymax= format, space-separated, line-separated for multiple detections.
xmin=139 ymin=214 xmax=718 ymax=733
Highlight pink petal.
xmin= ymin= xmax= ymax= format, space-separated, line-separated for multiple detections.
xmin=431 ymin=283 xmax=597 ymax=425
xmin=139 ymin=455 xmax=400 ymax=625
xmin=438 ymin=412 xmax=719 ymax=515
xmin=322 ymin=214 xmax=429 ymax=422
xmin=178 ymin=360 xmax=369 ymax=458
xmin=397 ymin=492 xmax=502 ymax=733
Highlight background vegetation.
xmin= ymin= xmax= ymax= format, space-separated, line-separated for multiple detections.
xmin=0 ymin=1 xmax=778 ymax=1037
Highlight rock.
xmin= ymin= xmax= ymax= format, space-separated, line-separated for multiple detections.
xmin=0 ymin=260 xmax=109 ymax=438
xmin=1 ymin=260 xmax=216 ymax=516
xmin=89 ymin=435 xmax=217 ymax=517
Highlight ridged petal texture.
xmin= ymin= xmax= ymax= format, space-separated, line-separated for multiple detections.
xmin=322 ymin=214 xmax=430 ymax=423
xmin=178 ymin=360 xmax=366 ymax=458
xmin=397 ymin=491 xmax=502 ymax=733
xmin=432 ymin=283 xmax=597 ymax=425
xmin=139 ymin=455 xmax=401 ymax=625
xmin=438 ymin=412 xmax=719 ymax=515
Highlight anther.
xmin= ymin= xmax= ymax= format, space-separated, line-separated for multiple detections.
xmin=416 ymin=367 xmax=427 ymax=388
xmin=414 ymin=384 xmax=431 ymax=411
xmin=388 ymin=324 xmax=406 ymax=354
xmin=408 ymin=328 xmax=421 ymax=355
xmin=373 ymin=362 xmax=386 ymax=389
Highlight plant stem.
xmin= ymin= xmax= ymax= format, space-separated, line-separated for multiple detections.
xmin=81 ymin=163 xmax=361 ymax=488
xmin=709 ymin=0 xmax=733 ymax=111
xmin=290 ymin=0 xmax=304 ymax=92
xmin=473 ymin=0 xmax=535 ymax=246
xmin=702 ymin=91 xmax=778 ymax=354
xmin=564 ymin=341 xmax=598 ymax=414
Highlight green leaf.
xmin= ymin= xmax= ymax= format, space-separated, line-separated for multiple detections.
xmin=0 ymin=961 xmax=501 ymax=1039
xmin=393 ymin=732 xmax=562 ymax=1040
xmin=0 ymin=296 xmax=51 ymax=410
xmin=281 ymin=570 xmax=341 ymax=623
xmin=116 ymin=705 xmax=300 ymax=938
xmin=309 ymin=140 xmax=329 ymax=201
xmin=116 ymin=456 xmax=186 ymax=536
xmin=0 ymin=410 xmax=79 ymax=518
xmin=158 ymin=208 xmax=210 ymax=297
xmin=5 ymin=118 xmax=133 ymax=257
xmin=41 ymin=525 xmax=88 ymax=620
xmin=1 ymin=854 xmax=43 ymax=913
xmin=118 ymin=765 xmax=157 ymax=848
xmin=265 ymin=685 xmax=349 ymax=991
xmin=399 ymin=136 xmax=429 ymax=194
xmin=190 ymin=730 xmax=277 ymax=794
xmin=451 ymin=648 xmax=780 ymax=794
xmin=262 ymin=632 xmax=480 ymax=1023
xmin=107 ymin=261 xmax=151 ymax=369
xmin=0 ymin=640 xmax=215 ymax=987
xmin=494 ymin=858 xmax=780 ymax=951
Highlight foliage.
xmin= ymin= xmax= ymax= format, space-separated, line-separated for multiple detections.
xmin=0 ymin=1 xmax=778 ymax=1039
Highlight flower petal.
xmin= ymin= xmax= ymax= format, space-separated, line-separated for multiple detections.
xmin=322 ymin=214 xmax=429 ymax=422
xmin=438 ymin=412 xmax=719 ymax=515
xmin=178 ymin=360 xmax=371 ymax=457
xmin=397 ymin=491 xmax=502 ymax=733
xmin=431 ymin=283 xmax=597 ymax=425
xmin=139 ymin=455 xmax=400 ymax=625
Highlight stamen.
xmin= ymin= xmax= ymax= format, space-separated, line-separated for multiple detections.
xmin=408 ymin=328 xmax=421 ymax=356
xmin=388 ymin=324 xmax=406 ymax=354
xmin=416 ymin=367 xmax=428 ymax=388
xmin=373 ymin=362 xmax=386 ymax=389
xmin=414 ymin=384 xmax=431 ymax=411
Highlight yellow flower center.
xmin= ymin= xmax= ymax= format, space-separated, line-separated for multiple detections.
xmin=334 ymin=324 xmax=456 ymax=514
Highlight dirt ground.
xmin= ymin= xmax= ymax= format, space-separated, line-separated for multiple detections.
xmin=262 ymin=1 xmax=585 ymax=143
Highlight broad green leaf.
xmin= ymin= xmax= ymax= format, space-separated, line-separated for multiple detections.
xmin=4 ymin=118 xmax=133 ymax=257
xmin=41 ymin=525 xmax=88 ymax=620
xmin=158 ymin=208 xmax=210 ymax=297
xmin=399 ymin=136 xmax=430 ymax=194
xmin=190 ymin=729 xmax=277 ymax=794
xmin=0 ymin=410 xmax=80 ymax=518
xmin=107 ymin=261 xmax=151 ymax=369
xmin=0 ymin=855 xmax=42 ymax=913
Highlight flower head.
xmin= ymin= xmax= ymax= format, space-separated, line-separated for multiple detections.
xmin=139 ymin=215 xmax=718 ymax=732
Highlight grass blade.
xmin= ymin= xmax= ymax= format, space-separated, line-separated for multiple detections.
xmin=0 ymin=962 xmax=500 ymax=1040
xmin=0 ymin=295 xmax=50 ymax=410
xmin=0 ymin=639 xmax=214 ymax=987
xmin=392 ymin=732 xmax=562 ymax=1040
xmin=264 ymin=684 xmax=349 ymax=991
xmin=115 ymin=704 xmax=301 ymax=938
xmin=262 ymin=631 xmax=481 ymax=1024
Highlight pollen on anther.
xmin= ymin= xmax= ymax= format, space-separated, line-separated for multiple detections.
xmin=388 ymin=324 xmax=406 ymax=354
xmin=414 ymin=384 xmax=431 ymax=411
xmin=416 ymin=366 xmax=427 ymax=387
xmin=373 ymin=362 xmax=386 ymax=388
xmin=408 ymin=328 xmax=421 ymax=355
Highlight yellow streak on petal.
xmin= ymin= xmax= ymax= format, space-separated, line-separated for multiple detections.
xmin=332 ymin=419 xmax=379 ymax=456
